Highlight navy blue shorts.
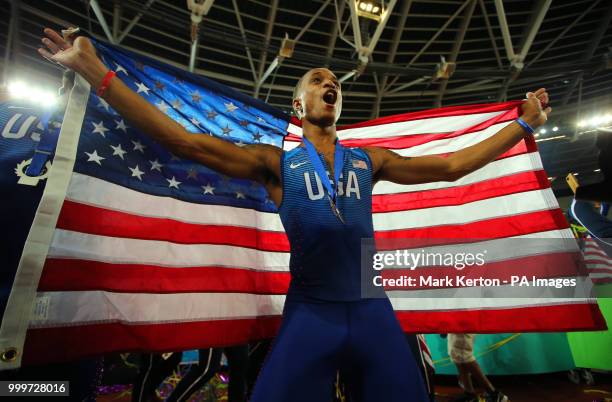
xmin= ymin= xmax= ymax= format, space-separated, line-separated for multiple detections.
xmin=250 ymin=297 xmax=428 ymax=402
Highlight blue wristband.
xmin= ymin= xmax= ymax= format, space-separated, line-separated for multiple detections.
xmin=516 ymin=117 xmax=535 ymax=135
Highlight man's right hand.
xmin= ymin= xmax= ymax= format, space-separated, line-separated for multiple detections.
xmin=39 ymin=28 xmax=108 ymax=87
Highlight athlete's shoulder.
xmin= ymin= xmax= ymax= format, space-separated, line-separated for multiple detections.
xmin=283 ymin=145 xmax=305 ymax=161
xmin=348 ymin=147 xmax=374 ymax=168
xmin=349 ymin=146 xmax=369 ymax=158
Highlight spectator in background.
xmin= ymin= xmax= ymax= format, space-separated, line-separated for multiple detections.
xmin=567 ymin=173 xmax=612 ymax=255
xmin=574 ymin=127 xmax=612 ymax=202
xmin=165 ymin=346 xmax=248 ymax=402
xmin=447 ymin=334 xmax=508 ymax=402
xmin=131 ymin=352 xmax=183 ymax=402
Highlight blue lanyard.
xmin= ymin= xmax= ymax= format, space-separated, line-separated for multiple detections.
xmin=26 ymin=108 xmax=59 ymax=177
xmin=302 ymin=135 xmax=344 ymax=202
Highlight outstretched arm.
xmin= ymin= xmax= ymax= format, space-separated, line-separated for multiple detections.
xmin=365 ymin=89 xmax=551 ymax=184
xmin=38 ymin=28 xmax=280 ymax=183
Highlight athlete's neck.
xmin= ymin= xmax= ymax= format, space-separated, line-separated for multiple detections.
xmin=302 ymin=119 xmax=337 ymax=151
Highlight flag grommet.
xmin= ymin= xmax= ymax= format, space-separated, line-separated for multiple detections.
xmin=0 ymin=347 xmax=18 ymax=362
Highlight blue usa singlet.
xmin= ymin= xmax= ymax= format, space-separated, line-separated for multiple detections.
xmin=252 ymin=139 xmax=430 ymax=402
xmin=278 ymin=141 xmax=380 ymax=301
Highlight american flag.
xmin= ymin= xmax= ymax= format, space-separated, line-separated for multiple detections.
xmin=583 ymin=236 xmax=612 ymax=285
xmin=285 ymin=107 xmax=604 ymax=335
xmin=0 ymin=41 xmax=604 ymax=368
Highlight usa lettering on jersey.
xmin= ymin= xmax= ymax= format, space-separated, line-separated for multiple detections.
xmin=304 ymin=170 xmax=361 ymax=200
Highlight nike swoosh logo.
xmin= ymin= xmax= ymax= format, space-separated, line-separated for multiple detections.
xmin=290 ymin=161 xmax=308 ymax=169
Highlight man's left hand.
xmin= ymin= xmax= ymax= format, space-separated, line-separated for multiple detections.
xmin=521 ymin=88 xmax=552 ymax=128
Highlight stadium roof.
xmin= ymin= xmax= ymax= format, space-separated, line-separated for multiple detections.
xmin=2 ymin=0 xmax=611 ymax=193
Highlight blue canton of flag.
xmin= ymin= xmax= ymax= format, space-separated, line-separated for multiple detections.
xmin=76 ymin=40 xmax=290 ymax=212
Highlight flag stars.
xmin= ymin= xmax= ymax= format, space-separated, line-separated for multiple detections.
xmin=236 ymin=141 xmax=246 ymax=147
xmin=110 ymin=144 xmax=127 ymax=159
xmin=156 ymin=101 xmax=169 ymax=114
xmin=191 ymin=91 xmax=202 ymax=103
xmin=149 ymin=159 xmax=163 ymax=172
xmin=135 ymin=82 xmax=150 ymax=95
xmin=154 ymin=80 xmax=166 ymax=91
xmin=256 ymin=116 xmax=265 ymax=123
xmin=239 ymin=120 xmax=249 ymax=127
xmin=186 ymin=168 xmax=199 ymax=180
xmin=131 ymin=139 xmax=146 ymax=153
xmin=207 ymin=110 xmax=218 ymax=119
xmin=252 ymin=131 xmax=263 ymax=142
xmin=224 ymin=102 xmax=238 ymax=113
xmin=92 ymin=121 xmax=109 ymax=137
xmin=85 ymin=150 xmax=105 ymax=165
xmin=172 ymin=99 xmax=182 ymax=109
xmin=129 ymin=165 xmax=145 ymax=180
xmin=190 ymin=117 xmax=202 ymax=127
xmin=222 ymin=125 xmax=233 ymax=136
xmin=115 ymin=119 xmax=128 ymax=132
xmin=114 ymin=63 xmax=128 ymax=75
xmin=97 ymin=97 xmax=110 ymax=111
xmin=167 ymin=176 xmax=181 ymax=189
xmin=202 ymin=183 xmax=215 ymax=195
xmin=235 ymin=191 xmax=246 ymax=199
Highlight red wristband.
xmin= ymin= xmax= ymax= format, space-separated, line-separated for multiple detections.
xmin=96 ymin=70 xmax=116 ymax=97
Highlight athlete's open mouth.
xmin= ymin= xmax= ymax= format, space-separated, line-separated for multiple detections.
xmin=323 ymin=90 xmax=337 ymax=105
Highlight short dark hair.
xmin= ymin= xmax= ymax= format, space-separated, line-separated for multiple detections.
xmin=292 ymin=72 xmax=308 ymax=102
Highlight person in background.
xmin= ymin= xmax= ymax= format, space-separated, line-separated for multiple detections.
xmin=567 ymin=173 xmax=612 ymax=258
xmin=447 ymin=334 xmax=508 ymax=402
xmin=566 ymin=173 xmax=612 ymax=385
xmin=165 ymin=346 xmax=248 ymax=402
xmin=131 ymin=352 xmax=183 ymax=402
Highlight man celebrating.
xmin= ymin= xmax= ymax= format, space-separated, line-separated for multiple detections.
xmin=39 ymin=28 xmax=550 ymax=401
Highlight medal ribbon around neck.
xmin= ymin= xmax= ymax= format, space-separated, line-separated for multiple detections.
xmin=302 ymin=135 xmax=345 ymax=223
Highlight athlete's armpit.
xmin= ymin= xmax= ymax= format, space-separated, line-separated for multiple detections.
xmin=242 ymin=143 xmax=283 ymax=185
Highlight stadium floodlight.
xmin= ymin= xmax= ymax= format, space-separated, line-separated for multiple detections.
xmin=577 ymin=113 xmax=612 ymax=129
xmin=590 ymin=116 xmax=603 ymax=126
xmin=356 ymin=1 xmax=384 ymax=21
xmin=8 ymin=80 xmax=57 ymax=108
